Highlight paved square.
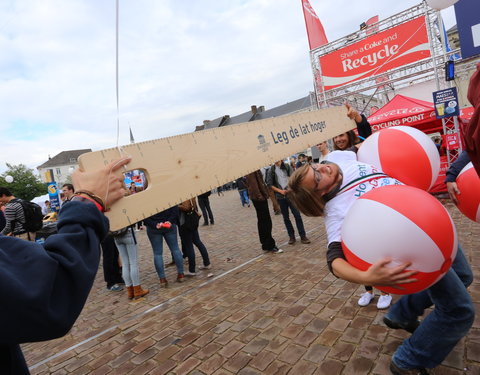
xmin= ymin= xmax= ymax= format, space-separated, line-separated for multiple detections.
xmin=24 ymin=190 xmax=480 ymax=374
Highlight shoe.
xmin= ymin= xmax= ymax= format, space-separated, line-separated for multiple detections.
xmin=383 ymin=316 xmax=420 ymax=334
xmin=177 ymin=273 xmax=185 ymax=282
xmin=166 ymin=261 xmax=175 ymax=268
xmin=288 ymin=237 xmax=296 ymax=245
xmin=133 ymin=285 xmax=149 ymax=299
xmin=274 ymin=211 xmax=281 ymax=215
xmin=268 ymin=246 xmax=283 ymax=254
xmin=107 ymin=284 xmax=124 ymax=291
xmin=377 ymin=294 xmax=393 ymax=309
xmin=126 ymin=286 xmax=134 ymax=299
xmin=210 ymin=221 xmax=214 ymax=225
xmin=247 ymin=204 xmax=250 ymax=207
xmin=185 ymin=271 xmax=197 ymax=276
xmin=389 ymin=360 xmax=429 ymax=374
xmin=300 ymin=236 xmax=311 ymax=244
xmin=159 ymin=278 xmax=168 ymax=288
xmin=199 ymin=264 xmax=211 ymax=270
xmin=358 ymin=291 xmax=375 ymax=306
xmin=202 ymin=223 xmax=209 ymax=226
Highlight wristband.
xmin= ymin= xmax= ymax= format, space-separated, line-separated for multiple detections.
xmin=74 ymin=190 xmax=106 ymax=212
xmin=71 ymin=195 xmax=105 ymax=213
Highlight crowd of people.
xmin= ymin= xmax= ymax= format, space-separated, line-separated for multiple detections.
xmin=0 ymin=98 xmax=476 ymax=374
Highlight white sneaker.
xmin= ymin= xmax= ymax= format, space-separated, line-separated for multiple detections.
xmin=377 ymin=294 xmax=392 ymax=309
xmin=199 ymin=265 xmax=211 ymax=270
xmin=358 ymin=292 xmax=375 ymax=306
xmin=185 ymin=271 xmax=197 ymax=276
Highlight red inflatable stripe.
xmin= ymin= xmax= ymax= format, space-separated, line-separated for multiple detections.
xmin=359 ymin=186 xmax=455 ymax=260
xmin=378 ymin=129 xmax=432 ymax=190
xmin=342 ymin=239 xmax=444 ymax=295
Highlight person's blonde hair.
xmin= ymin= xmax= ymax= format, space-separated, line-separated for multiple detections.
xmin=287 ymin=164 xmax=326 ymax=217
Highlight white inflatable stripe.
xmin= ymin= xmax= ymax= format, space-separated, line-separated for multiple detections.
xmin=459 ymin=162 xmax=473 ymax=177
xmin=389 ymin=126 xmax=440 ymax=188
xmin=341 ymin=198 xmax=447 ymax=272
xmin=357 ymin=132 xmax=381 ymax=170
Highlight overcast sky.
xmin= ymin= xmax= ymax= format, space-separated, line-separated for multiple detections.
xmin=0 ymin=0 xmax=456 ymax=174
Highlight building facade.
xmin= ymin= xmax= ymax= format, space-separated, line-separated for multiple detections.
xmin=37 ymin=149 xmax=91 ymax=186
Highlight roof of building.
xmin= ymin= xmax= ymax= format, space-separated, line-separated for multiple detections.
xmin=201 ymin=95 xmax=315 ymax=130
xmin=37 ymin=149 xmax=92 ymax=169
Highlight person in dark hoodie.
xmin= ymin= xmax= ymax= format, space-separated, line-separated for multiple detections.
xmin=0 ymin=156 xmax=131 ymax=375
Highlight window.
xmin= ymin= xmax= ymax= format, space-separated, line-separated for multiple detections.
xmin=56 ymin=168 xmax=61 ymax=175
xmin=69 ymin=158 xmax=77 ymax=163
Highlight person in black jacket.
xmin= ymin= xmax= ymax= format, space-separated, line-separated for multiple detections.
xmin=0 ymin=156 xmax=131 ymax=375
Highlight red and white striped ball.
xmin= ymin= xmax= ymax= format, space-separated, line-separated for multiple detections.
xmin=357 ymin=126 xmax=440 ymax=191
xmin=456 ymin=162 xmax=480 ymax=223
xmin=341 ymin=185 xmax=457 ymax=295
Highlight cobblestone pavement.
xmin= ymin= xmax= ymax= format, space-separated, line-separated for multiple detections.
xmin=23 ymin=190 xmax=479 ymax=375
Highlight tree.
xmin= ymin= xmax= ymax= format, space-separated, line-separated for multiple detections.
xmin=1 ymin=164 xmax=46 ymax=201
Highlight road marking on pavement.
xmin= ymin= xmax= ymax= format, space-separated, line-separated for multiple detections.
xmin=30 ymin=227 xmax=326 ymax=371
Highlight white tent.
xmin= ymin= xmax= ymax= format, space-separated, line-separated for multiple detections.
xmin=31 ymin=194 xmax=50 ymax=213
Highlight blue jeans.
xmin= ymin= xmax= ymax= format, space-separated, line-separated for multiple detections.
xmin=277 ymin=196 xmax=306 ymax=238
xmin=114 ymin=229 xmax=140 ymax=286
xmin=238 ymin=189 xmax=250 ymax=206
xmin=387 ymin=245 xmax=474 ymax=369
xmin=146 ymin=225 xmax=184 ymax=278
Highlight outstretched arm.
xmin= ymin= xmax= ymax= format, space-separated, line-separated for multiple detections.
xmin=0 ymin=157 xmax=131 ymax=344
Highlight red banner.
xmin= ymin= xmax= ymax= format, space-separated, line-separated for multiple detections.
xmin=319 ymin=16 xmax=431 ymax=91
xmin=443 ymin=133 xmax=461 ymax=150
xmin=301 ymin=0 xmax=328 ymax=50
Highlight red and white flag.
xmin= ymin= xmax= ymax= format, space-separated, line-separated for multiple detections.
xmin=301 ymin=0 xmax=328 ymax=50
xmin=366 ymin=15 xmax=379 ymax=35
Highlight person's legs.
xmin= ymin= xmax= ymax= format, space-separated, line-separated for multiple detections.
xmin=243 ymin=189 xmax=250 ymax=207
xmin=198 ymin=197 xmax=209 ymax=225
xmin=123 ymin=231 xmax=140 ymax=286
xmin=115 ymin=237 xmax=132 ymax=286
xmin=178 ymin=226 xmax=196 ymax=273
xmin=252 ymin=199 xmax=276 ymax=250
xmin=277 ymin=197 xmax=295 ymax=238
xmin=101 ymin=235 xmax=124 ymax=289
xmin=192 ymin=229 xmax=210 ymax=266
xmin=163 ymin=225 xmax=184 ymax=275
xmin=204 ymin=197 xmax=214 ymax=224
xmin=392 ymin=267 xmax=474 ymax=370
xmin=238 ymin=191 xmax=243 ymax=206
xmin=146 ymin=226 xmax=166 ymax=279
xmin=287 ymin=199 xmax=306 ymax=237
xmin=386 ymin=245 xmax=473 ymax=324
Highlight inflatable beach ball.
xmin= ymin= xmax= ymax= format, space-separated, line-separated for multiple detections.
xmin=341 ymin=185 xmax=457 ymax=295
xmin=357 ymin=126 xmax=440 ymax=191
xmin=455 ymin=162 xmax=480 ymax=223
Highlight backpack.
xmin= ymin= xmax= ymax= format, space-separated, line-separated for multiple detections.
xmin=13 ymin=199 xmax=44 ymax=232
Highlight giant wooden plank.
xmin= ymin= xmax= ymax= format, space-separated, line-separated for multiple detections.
xmin=79 ymin=106 xmax=354 ymax=230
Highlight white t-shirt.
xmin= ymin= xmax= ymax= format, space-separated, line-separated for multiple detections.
xmin=324 ymin=151 xmax=402 ymax=244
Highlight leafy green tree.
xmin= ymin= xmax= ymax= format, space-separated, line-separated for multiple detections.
xmin=1 ymin=164 xmax=46 ymax=201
